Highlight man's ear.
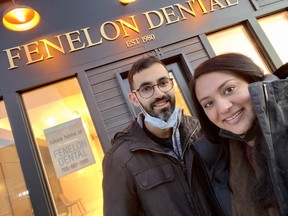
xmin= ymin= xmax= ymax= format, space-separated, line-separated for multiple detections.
xmin=128 ymin=92 xmax=140 ymax=107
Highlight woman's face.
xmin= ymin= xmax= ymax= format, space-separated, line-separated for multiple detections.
xmin=195 ymin=71 xmax=256 ymax=135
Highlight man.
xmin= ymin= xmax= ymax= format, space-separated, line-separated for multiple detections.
xmin=102 ymin=56 xmax=224 ymax=216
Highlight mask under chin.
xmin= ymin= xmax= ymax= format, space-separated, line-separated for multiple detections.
xmin=144 ymin=108 xmax=181 ymax=129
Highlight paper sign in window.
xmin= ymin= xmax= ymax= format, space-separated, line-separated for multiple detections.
xmin=44 ymin=118 xmax=95 ymax=178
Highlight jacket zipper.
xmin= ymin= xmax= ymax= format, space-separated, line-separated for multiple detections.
xmin=131 ymin=132 xmax=207 ymax=215
xmin=132 ymin=121 xmax=201 ymax=178
xmin=263 ymin=83 xmax=269 ymax=116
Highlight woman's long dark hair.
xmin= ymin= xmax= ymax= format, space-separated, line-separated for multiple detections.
xmin=190 ymin=53 xmax=265 ymax=143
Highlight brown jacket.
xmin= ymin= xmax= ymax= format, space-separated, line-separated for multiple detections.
xmin=102 ymin=115 xmax=224 ymax=216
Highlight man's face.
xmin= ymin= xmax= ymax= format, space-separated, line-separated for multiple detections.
xmin=129 ymin=63 xmax=175 ymax=121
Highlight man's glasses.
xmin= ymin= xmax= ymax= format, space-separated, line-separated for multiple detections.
xmin=132 ymin=77 xmax=174 ymax=99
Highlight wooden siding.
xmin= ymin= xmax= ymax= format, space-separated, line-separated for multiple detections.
xmin=85 ymin=36 xmax=208 ymax=139
xmin=86 ymin=56 xmax=141 ymax=139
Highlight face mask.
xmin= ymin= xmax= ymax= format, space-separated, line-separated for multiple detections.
xmin=144 ymin=108 xmax=180 ymax=129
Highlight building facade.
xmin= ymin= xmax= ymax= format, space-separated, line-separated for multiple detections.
xmin=0 ymin=0 xmax=287 ymax=215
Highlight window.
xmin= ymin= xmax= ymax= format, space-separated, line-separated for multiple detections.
xmin=167 ymin=64 xmax=191 ymax=116
xmin=207 ymin=25 xmax=271 ymax=74
xmin=258 ymin=11 xmax=288 ymax=64
xmin=22 ymin=78 xmax=104 ymax=216
xmin=0 ymin=100 xmax=34 ymax=216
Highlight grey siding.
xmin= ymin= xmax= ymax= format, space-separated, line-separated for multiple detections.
xmin=256 ymin=0 xmax=285 ymax=7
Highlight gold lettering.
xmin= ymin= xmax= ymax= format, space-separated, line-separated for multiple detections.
xmin=39 ymin=35 xmax=65 ymax=59
xmin=210 ymin=0 xmax=226 ymax=11
xmin=63 ymin=30 xmax=86 ymax=52
xmin=174 ymin=2 xmax=196 ymax=20
xmin=3 ymin=46 xmax=21 ymax=69
xmin=81 ymin=27 xmax=103 ymax=47
xmin=2 ymin=0 xmax=239 ymax=70
xmin=22 ymin=42 xmax=44 ymax=65
xmin=160 ymin=5 xmax=180 ymax=25
xmin=100 ymin=21 xmax=121 ymax=41
xmin=116 ymin=16 xmax=140 ymax=37
xmin=191 ymin=0 xmax=209 ymax=14
xmin=125 ymin=38 xmax=140 ymax=48
xmin=143 ymin=10 xmax=164 ymax=30
xmin=226 ymin=0 xmax=238 ymax=6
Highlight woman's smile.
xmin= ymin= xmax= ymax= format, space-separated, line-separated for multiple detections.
xmin=223 ymin=109 xmax=243 ymax=122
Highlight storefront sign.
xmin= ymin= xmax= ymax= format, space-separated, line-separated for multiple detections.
xmin=43 ymin=118 xmax=95 ymax=178
xmin=3 ymin=0 xmax=239 ymax=70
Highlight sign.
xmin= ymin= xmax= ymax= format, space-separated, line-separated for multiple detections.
xmin=44 ymin=118 xmax=95 ymax=178
xmin=3 ymin=0 xmax=239 ymax=70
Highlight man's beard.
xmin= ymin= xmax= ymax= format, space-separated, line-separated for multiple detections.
xmin=141 ymin=95 xmax=175 ymax=122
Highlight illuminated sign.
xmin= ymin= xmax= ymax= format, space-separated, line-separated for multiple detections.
xmin=3 ymin=0 xmax=238 ymax=70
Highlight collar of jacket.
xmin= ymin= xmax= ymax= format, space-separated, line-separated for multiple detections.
xmin=219 ymin=120 xmax=260 ymax=143
xmin=111 ymin=114 xmax=199 ymax=154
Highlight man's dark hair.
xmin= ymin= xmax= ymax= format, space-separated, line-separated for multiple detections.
xmin=273 ymin=62 xmax=288 ymax=79
xmin=128 ymin=56 xmax=166 ymax=91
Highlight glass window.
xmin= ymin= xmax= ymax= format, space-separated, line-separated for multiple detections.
xmin=207 ymin=25 xmax=271 ymax=74
xmin=258 ymin=11 xmax=288 ymax=64
xmin=169 ymin=72 xmax=191 ymax=116
xmin=22 ymin=78 xmax=104 ymax=216
xmin=0 ymin=100 xmax=34 ymax=216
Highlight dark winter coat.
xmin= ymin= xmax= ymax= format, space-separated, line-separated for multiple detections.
xmin=248 ymin=76 xmax=288 ymax=215
xmin=102 ymin=115 xmax=224 ymax=216
xmin=193 ymin=137 xmax=231 ymax=216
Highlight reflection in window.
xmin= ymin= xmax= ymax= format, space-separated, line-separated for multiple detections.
xmin=0 ymin=101 xmax=34 ymax=216
xmin=207 ymin=25 xmax=271 ymax=74
xmin=169 ymin=72 xmax=191 ymax=116
xmin=22 ymin=78 xmax=104 ymax=216
xmin=258 ymin=11 xmax=288 ymax=64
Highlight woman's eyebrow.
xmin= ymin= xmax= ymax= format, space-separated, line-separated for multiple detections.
xmin=198 ymin=79 xmax=235 ymax=103
xmin=217 ymin=79 xmax=234 ymax=91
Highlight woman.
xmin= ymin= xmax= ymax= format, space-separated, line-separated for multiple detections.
xmin=190 ymin=53 xmax=288 ymax=215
